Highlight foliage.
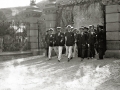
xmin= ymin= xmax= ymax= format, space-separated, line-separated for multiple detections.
xmin=56 ymin=0 xmax=104 ymax=29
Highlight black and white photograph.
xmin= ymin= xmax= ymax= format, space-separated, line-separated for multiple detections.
xmin=0 ymin=0 xmax=120 ymax=90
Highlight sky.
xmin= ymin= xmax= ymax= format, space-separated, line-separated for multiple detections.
xmin=0 ymin=0 xmax=44 ymax=8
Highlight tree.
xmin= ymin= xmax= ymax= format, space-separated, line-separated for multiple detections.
xmin=0 ymin=11 xmax=7 ymax=21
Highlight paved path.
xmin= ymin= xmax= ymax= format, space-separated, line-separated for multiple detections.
xmin=0 ymin=55 xmax=120 ymax=90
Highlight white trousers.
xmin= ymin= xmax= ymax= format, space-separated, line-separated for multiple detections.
xmin=48 ymin=46 xmax=57 ymax=59
xmin=58 ymin=46 xmax=63 ymax=60
xmin=67 ymin=46 xmax=73 ymax=59
xmin=73 ymin=43 xmax=77 ymax=57
xmin=65 ymin=45 xmax=69 ymax=56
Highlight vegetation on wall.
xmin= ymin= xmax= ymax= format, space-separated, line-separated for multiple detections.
xmin=56 ymin=0 xmax=105 ymax=29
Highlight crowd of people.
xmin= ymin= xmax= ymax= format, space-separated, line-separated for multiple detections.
xmin=45 ymin=25 xmax=106 ymax=62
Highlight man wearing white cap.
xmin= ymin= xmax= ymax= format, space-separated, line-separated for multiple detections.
xmin=65 ymin=25 xmax=75 ymax=62
xmin=56 ymin=27 xmax=65 ymax=62
xmin=48 ymin=28 xmax=57 ymax=60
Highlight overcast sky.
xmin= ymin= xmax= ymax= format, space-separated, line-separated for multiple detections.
xmin=0 ymin=0 xmax=44 ymax=8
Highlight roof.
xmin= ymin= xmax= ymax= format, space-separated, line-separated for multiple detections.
xmin=56 ymin=0 xmax=102 ymax=5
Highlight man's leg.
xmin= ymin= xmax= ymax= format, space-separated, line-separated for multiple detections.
xmin=81 ymin=48 xmax=85 ymax=61
xmin=46 ymin=47 xmax=49 ymax=57
xmin=53 ymin=46 xmax=58 ymax=56
xmin=48 ymin=46 xmax=52 ymax=60
xmin=58 ymin=46 xmax=63 ymax=61
xmin=73 ymin=43 xmax=77 ymax=57
xmin=66 ymin=46 xmax=69 ymax=56
xmin=68 ymin=46 xmax=73 ymax=62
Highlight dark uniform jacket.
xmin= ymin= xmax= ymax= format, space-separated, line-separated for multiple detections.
xmin=65 ymin=32 xmax=75 ymax=46
xmin=48 ymin=34 xmax=56 ymax=47
xmin=77 ymin=34 xmax=82 ymax=48
xmin=81 ymin=32 xmax=88 ymax=48
xmin=56 ymin=32 xmax=65 ymax=46
xmin=87 ymin=32 xmax=96 ymax=45
xmin=97 ymin=31 xmax=105 ymax=48
xmin=45 ymin=34 xmax=49 ymax=48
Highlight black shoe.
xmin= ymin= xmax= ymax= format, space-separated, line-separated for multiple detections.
xmin=70 ymin=57 xmax=73 ymax=60
xmin=58 ymin=60 xmax=60 ymax=62
xmin=68 ymin=58 xmax=70 ymax=62
xmin=88 ymin=57 xmax=89 ymax=59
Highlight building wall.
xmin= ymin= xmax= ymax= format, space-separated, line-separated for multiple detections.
xmin=73 ymin=3 xmax=104 ymax=28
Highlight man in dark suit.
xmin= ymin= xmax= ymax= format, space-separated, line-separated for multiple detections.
xmin=56 ymin=27 xmax=65 ymax=62
xmin=65 ymin=25 xmax=75 ymax=62
xmin=48 ymin=28 xmax=57 ymax=60
xmin=45 ymin=30 xmax=50 ymax=57
xmin=77 ymin=27 xmax=83 ymax=58
xmin=81 ymin=27 xmax=88 ymax=61
xmin=97 ymin=25 xmax=105 ymax=60
xmin=87 ymin=25 xmax=96 ymax=59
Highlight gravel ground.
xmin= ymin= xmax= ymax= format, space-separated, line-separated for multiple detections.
xmin=0 ymin=55 xmax=120 ymax=90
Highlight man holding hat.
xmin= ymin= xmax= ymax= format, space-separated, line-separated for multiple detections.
xmin=56 ymin=27 xmax=65 ymax=62
xmin=65 ymin=25 xmax=75 ymax=62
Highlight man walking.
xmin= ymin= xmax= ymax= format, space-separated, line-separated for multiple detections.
xmin=81 ymin=27 xmax=88 ymax=61
xmin=45 ymin=30 xmax=50 ymax=57
xmin=65 ymin=25 xmax=75 ymax=62
xmin=48 ymin=28 xmax=57 ymax=60
xmin=56 ymin=27 xmax=65 ymax=62
xmin=87 ymin=25 xmax=96 ymax=59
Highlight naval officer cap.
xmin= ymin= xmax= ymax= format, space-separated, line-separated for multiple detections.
xmin=49 ymin=28 xmax=54 ymax=31
xmin=57 ymin=27 xmax=61 ymax=29
xmin=67 ymin=25 xmax=72 ymax=28
xmin=84 ymin=27 xmax=88 ymax=29
xmin=73 ymin=28 xmax=77 ymax=31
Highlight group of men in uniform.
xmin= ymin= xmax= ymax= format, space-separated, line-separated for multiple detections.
xmin=45 ymin=25 xmax=106 ymax=62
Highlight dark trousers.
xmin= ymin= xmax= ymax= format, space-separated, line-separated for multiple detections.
xmin=46 ymin=48 xmax=49 ymax=57
xmin=81 ymin=48 xmax=86 ymax=59
xmin=88 ymin=45 xmax=95 ymax=58
xmin=78 ymin=47 xmax=82 ymax=57
xmin=98 ymin=48 xmax=103 ymax=59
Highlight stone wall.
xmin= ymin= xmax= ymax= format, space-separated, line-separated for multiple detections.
xmin=105 ymin=5 xmax=120 ymax=58
xmin=56 ymin=1 xmax=104 ymax=30
xmin=73 ymin=2 xmax=104 ymax=28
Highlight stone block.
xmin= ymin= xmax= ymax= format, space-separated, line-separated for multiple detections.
xmin=106 ymin=5 xmax=120 ymax=14
xmin=27 ymin=30 xmax=30 ymax=36
xmin=45 ymin=14 xmax=56 ymax=21
xmin=30 ymin=30 xmax=38 ymax=36
xmin=25 ymin=17 xmax=40 ymax=23
xmin=31 ymin=42 xmax=38 ymax=49
xmin=106 ymin=32 xmax=120 ymax=40
xmin=44 ymin=7 xmax=57 ymax=14
xmin=106 ymin=22 xmax=120 ymax=31
xmin=30 ymin=23 xmax=38 ymax=30
xmin=30 ymin=36 xmax=38 ymax=43
xmin=106 ymin=13 xmax=120 ymax=23
xmin=105 ymin=50 xmax=120 ymax=58
xmin=107 ymin=41 xmax=120 ymax=50
xmin=46 ymin=21 xmax=56 ymax=28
